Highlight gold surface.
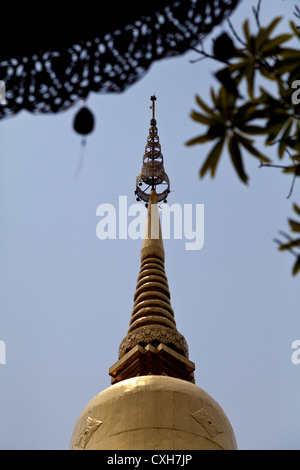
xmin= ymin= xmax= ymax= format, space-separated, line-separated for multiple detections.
xmin=109 ymin=343 xmax=195 ymax=384
xmin=140 ymin=190 xmax=165 ymax=262
xmin=70 ymin=375 xmax=237 ymax=450
xmin=118 ymin=324 xmax=189 ymax=360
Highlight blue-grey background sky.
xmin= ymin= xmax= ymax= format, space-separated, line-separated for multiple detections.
xmin=0 ymin=0 xmax=299 ymax=450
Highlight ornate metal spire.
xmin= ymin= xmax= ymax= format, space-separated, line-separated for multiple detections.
xmin=135 ymin=96 xmax=170 ymax=204
xmin=109 ymin=98 xmax=195 ymax=385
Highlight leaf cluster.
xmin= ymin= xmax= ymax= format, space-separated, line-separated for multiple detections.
xmin=187 ymin=16 xmax=300 ymax=182
xmin=277 ymin=204 xmax=300 ymax=275
xmin=187 ymin=11 xmax=300 ymax=275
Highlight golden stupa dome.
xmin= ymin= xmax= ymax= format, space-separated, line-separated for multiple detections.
xmin=70 ymin=375 xmax=237 ymax=450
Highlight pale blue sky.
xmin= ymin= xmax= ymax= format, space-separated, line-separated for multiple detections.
xmin=0 ymin=0 xmax=299 ymax=450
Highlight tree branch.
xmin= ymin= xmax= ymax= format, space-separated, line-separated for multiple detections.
xmin=252 ymin=0 xmax=262 ymax=29
xmin=273 ymin=233 xmax=299 ymax=258
xmin=258 ymin=159 xmax=298 ymax=198
xmin=226 ymin=18 xmax=247 ymax=47
xmin=188 ymin=41 xmax=229 ymax=65
xmin=258 ymin=162 xmax=289 ymax=169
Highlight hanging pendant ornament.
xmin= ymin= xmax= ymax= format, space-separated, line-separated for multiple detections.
xmin=72 ymin=105 xmax=95 ymax=177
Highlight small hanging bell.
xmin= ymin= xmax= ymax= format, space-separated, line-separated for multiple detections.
xmin=72 ymin=106 xmax=95 ymax=177
xmin=73 ymin=106 xmax=95 ymax=136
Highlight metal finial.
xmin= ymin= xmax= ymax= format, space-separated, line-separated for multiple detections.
xmin=150 ymin=95 xmax=157 ymax=121
xmin=135 ymin=96 xmax=170 ymax=204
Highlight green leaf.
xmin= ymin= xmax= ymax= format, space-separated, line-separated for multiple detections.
xmin=264 ymin=114 xmax=290 ymax=144
xmin=246 ymin=65 xmax=255 ymax=100
xmin=289 ymin=67 xmax=300 ymax=83
xmin=261 ymin=34 xmax=292 ymax=55
xmin=185 ymin=134 xmax=214 ymax=146
xmin=283 ymin=164 xmax=300 ymax=175
xmin=228 ymin=134 xmax=248 ymax=183
xmin=292 ymin=255 xmax=300 ymax=276
xmin=279 ymin=238 xmax=300 ymax=251
xmin=210 ymin=88 xmax=218 ymax=107
xmin=190 ymin=110 xmax=214 ymax=126
xmin=289 ymin=219 xmax=300 ymax=233
xmin=195 ymin=95 xmax=213 ymax=115
xmin=248 ymin=36 xmax=256 ymax=55
xmin=261 ymin=17 xmax=282 ymax=41
xmin=259 ymin=65 xmax=277 ymax=81
xmin=207 ymin=123 xmax=227 ymax=138
xmin=285 ymin=138 xmax=300 ymax=152
xmin=238 ymin=125 xmax=268 ymax=135
xmin=237 ymin=134 xmax=271 ymax=162
xmin=279 ymin=47 xmax=300 ymax=59
xmin=200 ymin=137 xmax=225 ymax=178
xmin=274 ymin=56 xmax=300 ymax=75
xmin=278 ymin=119 xmax=293 ymax=158
xmin=293 ymin=203 xmax=300 ymax=216
xmin=228 ymin=61 xmax=249 ymax=75
xmin=243 ymin=19 xmax=251 ymax=42
xmin=290 ymin=20 xmax=300 ymax=40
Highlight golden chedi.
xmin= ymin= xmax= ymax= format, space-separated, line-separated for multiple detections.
xmin=70 ymin=97 xmax=237 ymax=451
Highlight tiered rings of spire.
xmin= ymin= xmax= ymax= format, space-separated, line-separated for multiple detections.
xmin=118 ymin=189 xmax=189 ymax=361
xmin=135 ymin=96 xmax=170 ymax=204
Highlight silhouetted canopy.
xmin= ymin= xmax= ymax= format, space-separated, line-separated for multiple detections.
xmin=0 ymin=0 xmax=240 ymax=119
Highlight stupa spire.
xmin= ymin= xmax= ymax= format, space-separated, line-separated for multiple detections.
xmin=109 ymin=97 xmax=195 ymax=385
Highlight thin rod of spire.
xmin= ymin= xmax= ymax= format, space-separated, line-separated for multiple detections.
xmin=150 ymin=95 xmax=156 ymax=121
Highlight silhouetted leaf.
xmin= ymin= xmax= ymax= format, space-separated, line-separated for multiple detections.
xmin=289 ymin=219 xmax=300 ymax=233
xmin=292 ymin=256 xmax=300 ymax=276
xmin=285 ymin=138 xmax=300 ymax=152
xmin=293 ymin=203 xmax=300 ymax=216
xmin=237 ymin=134 xmax=271 ymax=162
xmin=290 ymin=20 xmax=300 ymax=39
xmin=243 ymin=19 xmax=251 ymax=42
xmin=278 ymin=119 xmax=293 ymax=158
xmin=265 ymin=114 xmax=290 ymax=144
xmin=186 ymin=134 xmax=214 ymax=146
xmin=283 ymin=164 xmax=300 ymax=175
xmin=200 ymin=137 xmax=225 ymax=178
xmin=279 ymin=238 xmax=300 ymax=251
xmin=261 ymin=34 xmax=292 ymax=55
xmin=213 ymin=32 xmax=236 ymax=61
xmin=207 ymin=123 xmax=226 ymax=138
xmin=256 ymin=17 xmax=282 ymax=47
xmin=228 ymin=134 xmax=248 ymax=183
xmin=195 ymin=95 xmax=213 ymax=115
xmin=215 ymin=68 xmax=241 ymax=97
xmin=238 ymin=124 xmax=267 ymax=135
xmin=190 ymin=110 xmax=214 ymax=125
